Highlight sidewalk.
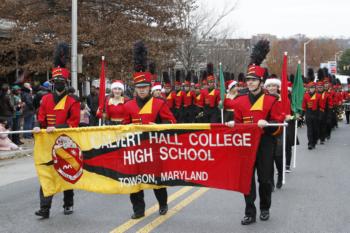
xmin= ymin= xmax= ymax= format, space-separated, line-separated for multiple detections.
xmin=0 ymin=138 xmax=34 ymax=160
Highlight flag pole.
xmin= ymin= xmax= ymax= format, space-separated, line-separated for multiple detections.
xmin=219 ymin=62 xmax=224 ymax=124
xmin=293 ymin=118 xmax=298 ymax=168
xmin=282 ymin=120 xmax=287 ymax=184
xmin=221 ymin=109 xmax=224 ymax=124
xmin=281 ymin=51 xmax=288 ymax=185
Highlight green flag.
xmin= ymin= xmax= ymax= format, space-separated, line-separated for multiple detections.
xmin=292 ymin=63 xmax=305 ymax=115
xmin=219 ymin=63 xmax=225 ymax=109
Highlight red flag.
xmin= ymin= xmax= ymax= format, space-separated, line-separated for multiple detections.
xmin=97 ymin=56 xmax=106 ymax=118
xmin=281 ymin=52 xmax=289 ymax=117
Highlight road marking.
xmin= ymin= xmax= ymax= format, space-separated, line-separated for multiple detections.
xmin=136 ymin=188 xmax=209 ymax=233
xmin=110 ymin=187 xmax=193 ymax=233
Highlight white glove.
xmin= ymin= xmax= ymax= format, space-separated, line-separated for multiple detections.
xmin=257 ymin=119 xmax=268 ymax=128
xmin=33 ymin=127 xmax=41 ymax=133
xmin=225 ymin=121 xmax=235 ymax=128
xmin=46 ymin=126 xmax=56 ymax=133
xmin=285 ymin=115 xmax=292 ymax=121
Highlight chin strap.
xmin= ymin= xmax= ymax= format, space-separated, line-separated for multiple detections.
xmin=250 ymin=80 xmax=262 ymax=93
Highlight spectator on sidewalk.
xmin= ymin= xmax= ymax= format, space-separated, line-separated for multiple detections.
xmin=87 ymin=85 xmax=99 ymax=126
xmin=79 ymin=98 xmax=90 ymax=127
xmin=0 ymin=84 xmax=15 ymax=131
xmin=10 ymin=85 xmax=23 ymax=145
xmin=33 ymin=81 xmax=51 ymax=112
xmin=21 ymin=83 xmax=35 ymax=139
xmin=0 ymin=119 xmax=19 ymax=151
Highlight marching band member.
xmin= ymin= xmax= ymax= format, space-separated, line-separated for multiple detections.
xmin=33 ymin=43 xmax=80 ymax=218
xmin=123 ymin=41 xmax=176 ymax=219
xmin=227 ymin=40 xmax=282 ymax=225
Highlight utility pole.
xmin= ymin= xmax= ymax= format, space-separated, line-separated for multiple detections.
xmin=303 ymin=39 xmax=312 ymax=77
xmin=71 ymin=0 xmax=78 ymax=95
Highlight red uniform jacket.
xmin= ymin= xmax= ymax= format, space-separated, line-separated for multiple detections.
xmin=37 ymin=93 xmax=80 ymax=128
xmin=194 ymin=93 xmax=205 ymax=108
xmin=334 ymin=92 xmax=343 ymax=106
xmin=318 ymin=92 xmax=333 ymax=112
xmin=164 ymin=91 xmax=176 ymax=109
xmin=343 ymin=92 xmax=350 ymax=101
xmin=327 ymin=90 xmax=335 ymax=109
xmin=205 ymin=88 xmax=220 ymax=108
xmin=175 ymin=90 xmax=185 ymax=109
xmin=105 ymin=96 xmax=129 ymax=122
xmin=123 ymin=96 xmax=176 ymax=124
xmin=274 ymin=95 xmax=291 ymax=122
xmin=233 ymin=92 xmax=282 ymax=135
xmin=302 ymin=92 xmax=320 ymax=112
xmin=183 ymin=91 xmax=196 ymax=107
xmin=223 ymin=94 xmax=237 ymax=112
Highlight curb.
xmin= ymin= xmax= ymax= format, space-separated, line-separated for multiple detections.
xmin=0 ymin=149 xmax=33 ymax=160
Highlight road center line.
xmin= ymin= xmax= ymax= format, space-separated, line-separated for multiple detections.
xmin=136 ymin=188 xmax=209 ymax=233
xmin=110 ymin=186 xmax=193 ymax=233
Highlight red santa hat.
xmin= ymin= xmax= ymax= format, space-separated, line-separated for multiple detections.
xmin=151 ymin=82 xmax=162 ymax=93
xmin=227 ymin=80 xmax=237 ymax=91
xmin=264 ymin=76 xmax=281 ymax=88
xmin=111 ymin=80 xmax=124 ymax=91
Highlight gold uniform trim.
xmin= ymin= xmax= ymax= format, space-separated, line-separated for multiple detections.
xmin=250 ymin=94 xmax=265 ymax=111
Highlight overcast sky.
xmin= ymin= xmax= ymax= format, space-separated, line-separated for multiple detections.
xmin=201 ymin=0 xmax=350 ymax=38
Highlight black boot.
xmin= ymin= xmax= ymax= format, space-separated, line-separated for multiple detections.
xmin=63 ymin=206 xmax=73 ymax=215
xmin=159 ymin=205 xmax=168 ymax=215
xmin=241 ymin=215 xmax=256 ymax=225
xmin=276 ymin=175 xmax=283 ymax=189
xmin=131 ymin=212 xmax=145 ymax=219
xmin=260 ymin=210 xmax=270 ymax=221
xmin=35 ymin=209 xmax=50 ymax=219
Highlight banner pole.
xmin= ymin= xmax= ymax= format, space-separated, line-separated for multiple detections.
xmin=0 ymin=130 xmax=34 ymax=135
xmin=266 ymin=123 xmax=288 ymax=127
xmin=282 ymin=121 xmax=287 ymax=184
xmin=293 ymin=119 xmax=298 ymax=168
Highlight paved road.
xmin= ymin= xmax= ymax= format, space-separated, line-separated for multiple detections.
xmin=1 ymin=123 xmax=350 ymax=233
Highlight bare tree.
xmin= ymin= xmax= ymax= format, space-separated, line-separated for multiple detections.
xmin=0 ymin=0 xmax=190 ymax=81
xmin=174 ymin=0 xmax=238 ymax=72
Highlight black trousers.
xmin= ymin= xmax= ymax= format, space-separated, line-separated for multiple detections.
xmin=325 ymin=111 xmax=333 ymax=138
xmin=39 ymin=187 xmax=74 ymax=210
xmin=346 ymin=111 xmax=350 ymax=124
xmin=11 ymin=116 xmax=21 ymax=144
xmin=204 ymin=106 xmax=220 ymax=123
xmin=306 ymin=113 xmax=319 ymax=146
xmin=173 ymin=108 xmax=184 ymax=123
xmin=244 ymin=135 xmax=274 ymax=217
xmin=272 ymin=136 xmax=283 ymax=185
xmin=130 ymin=188 xmax=167 ymax=214
xmin=183 ymin=106 xmax=195 ymax=123
xmin=318 ymin=111 xmax=327 ymax=142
